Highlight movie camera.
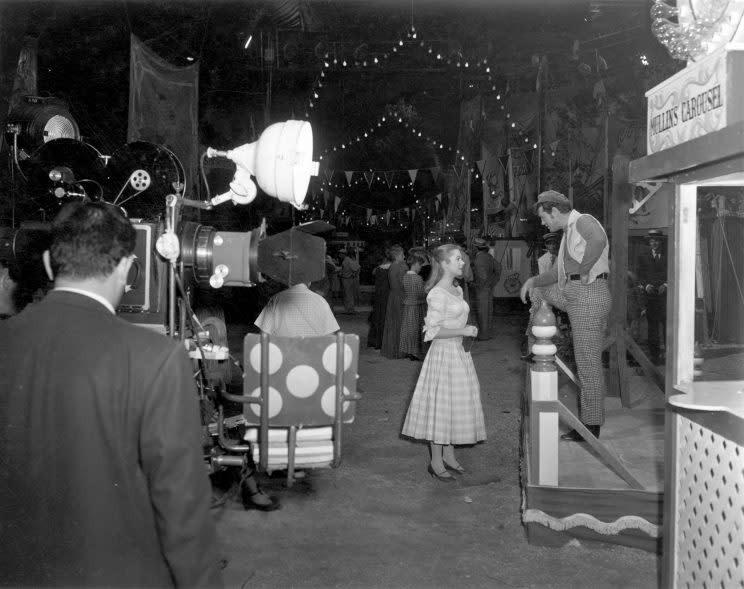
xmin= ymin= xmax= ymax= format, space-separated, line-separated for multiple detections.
xmin=3 ymin=104 xmax=327 ymax=486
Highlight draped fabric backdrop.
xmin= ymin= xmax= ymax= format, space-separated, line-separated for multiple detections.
xmin=128 ymin=35 xmax=199 ymax=197
xmin=709 ymin=217 xmax=744 ymax=343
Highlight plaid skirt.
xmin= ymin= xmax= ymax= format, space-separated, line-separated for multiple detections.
xmin=401 ymin=337 xmax=486 ymax=444
xmin=398 ymin=302 xmax=426 ymax=358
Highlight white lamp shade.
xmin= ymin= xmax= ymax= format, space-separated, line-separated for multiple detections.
xmin=226 ymin=120 xmax=319 ymax=208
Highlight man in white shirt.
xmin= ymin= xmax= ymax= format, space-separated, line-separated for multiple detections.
xmin=520 ymin=191 xmax=611 ymax=442
xmin=537 ymin=232 xmax=560 ymax=274
xmin=255 ymin=281 xmax=339 ymax=337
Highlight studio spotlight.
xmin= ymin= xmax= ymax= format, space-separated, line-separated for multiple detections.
xmin=5 ymin=96 xmax=80 ymax=152
xmin=206 ymin=120 xmax=319 ymax=209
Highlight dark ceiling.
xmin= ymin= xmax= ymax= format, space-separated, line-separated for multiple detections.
xmin=1 ymin=0 xmax=672 ymax=212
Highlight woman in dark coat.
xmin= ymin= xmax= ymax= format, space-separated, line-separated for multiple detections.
xmin=367 ymin=248 xmax=392 ymax=349
xmin=380 ymin=245 xmax=407 ymax=359
xmin=398 ymin=250 xmax=428 ymax=360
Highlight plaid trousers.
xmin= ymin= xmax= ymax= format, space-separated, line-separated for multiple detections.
xmin=528 ymin=279 xmax=612 ymax=425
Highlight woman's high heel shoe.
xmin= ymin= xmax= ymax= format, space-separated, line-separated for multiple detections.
xmin=443 ymin=460 xmax=466 ymax=474
xmin=428 ymin=464 xmax=456 ymax=482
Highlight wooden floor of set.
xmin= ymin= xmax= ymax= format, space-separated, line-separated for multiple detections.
xmin=520 ymin=350 xmax=744 ymax=553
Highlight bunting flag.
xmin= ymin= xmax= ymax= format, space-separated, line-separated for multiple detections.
xmin=385 ymin=210 xmax=391 ymax=225
xmin=370 ymin=214 xmax=378 ymax=225
xmin=366 ymin=208 xmax=372 ymax=221
xmin=430 ymin=167 xmax=440 ymax=182
xmin=475 ymin=160 xmax=485 ymax=174
xmin=411 ymin=208 xmax=416 ymax=220
xmin=363 ymin=171 xmax=374 ymax=188
xmin=408 ymin=169 xmax=418 ymax=183
xmin=435 ymin=192 xmax=443 ymax=202
xmin=344 ymin=170 xmax=353 ymax=185
xmin=334 ymin=196 xmax=341 ymax=212
xmin=384 ymin=171 xmax=394 ymax=187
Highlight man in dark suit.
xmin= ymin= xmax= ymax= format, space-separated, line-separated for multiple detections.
xmin=0 ymin=202 xmax=223 ymax=588
xmin=472 ymin=237 xmax=501 ymax=340
xmin=636 ymin=229 xmax=668 ymax=365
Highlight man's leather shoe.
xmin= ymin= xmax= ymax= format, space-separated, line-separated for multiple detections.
xmin=560 ymin=425 xmax=600 ymax=442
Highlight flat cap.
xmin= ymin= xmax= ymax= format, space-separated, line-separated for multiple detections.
xmin=646 ymin=229 xmax=665 ymax=239
xmin=472 ymin=237 xmax=489 ymax=248
xmin=536 ymin=190 xmax=571 ymax=206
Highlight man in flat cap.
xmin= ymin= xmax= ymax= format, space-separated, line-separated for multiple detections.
xmin=472 ymin=236 xmax=501 ymax=340
xmin=520 ymin=190 xmax=611 ymax=441
xmin=636 ymin=229 xmax=667 ymax=365
xmin=537 ymin=232 xmax=560 ymax=274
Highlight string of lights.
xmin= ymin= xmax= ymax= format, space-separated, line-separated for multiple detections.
xmin=303 ymin=25 xmax=503 ymax=118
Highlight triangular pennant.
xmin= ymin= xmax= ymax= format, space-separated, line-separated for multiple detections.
xmin=384 ymin=171 xmax=394 ymax=188
xmin=475 ymin=160 xmax=485 ymax=174
xmin=366 ymin=208 xmax=372 ymax=221
xmin=385 ymin=210 xmax=391 ymax=225
xmin=408 ymin=169 xmax=418 ymax=183
xmin=411 ymin=208 xmax=416 ymax=220
xmin=370 ymin=214 xmax=377 ymax=225
xmin=430 ymin=167 xmax=440 ymax=182
xmin=334 ymin=196 xmax=341 ymax=212
xmin=435 ymin=192 xmax=443 ymax=202
xmin=345 ymin=171 xmax=353 ymax=185
xmin=363 ymin=171 xmax=374 ymax=188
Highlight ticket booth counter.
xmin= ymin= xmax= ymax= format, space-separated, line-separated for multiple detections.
xmin=629 ymin=43 xmax=744 ymax=586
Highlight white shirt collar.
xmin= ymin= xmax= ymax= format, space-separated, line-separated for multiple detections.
xmin=53 ymin=287 xmax=116 ymax=315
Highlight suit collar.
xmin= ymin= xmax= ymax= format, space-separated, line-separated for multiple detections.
xmin=47 ymin=289 xmax=116 ymax=315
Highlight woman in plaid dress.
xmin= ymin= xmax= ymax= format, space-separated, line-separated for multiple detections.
xmin=401 ymin=244 xmax=486 ymax=482
xmin=398 ymin=250 xmax=428 ymax=360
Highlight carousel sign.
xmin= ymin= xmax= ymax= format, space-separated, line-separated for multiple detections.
xmin=645 ymin=46 xmax=744 ymax=154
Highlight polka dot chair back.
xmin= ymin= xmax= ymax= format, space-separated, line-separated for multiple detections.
xmin=242 ymin=332 xmax=360 ymax=427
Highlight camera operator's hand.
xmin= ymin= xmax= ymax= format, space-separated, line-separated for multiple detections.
xmin=156 ymin=231 xmax=180 ymax=263
xmin=520 ymin=277 xmax=534 ymax=304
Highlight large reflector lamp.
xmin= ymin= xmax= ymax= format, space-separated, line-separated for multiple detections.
xmin=206 ymin=120 xmax=318 ymax=208
xmin=6 ymin=96 xmax=80 ymax=151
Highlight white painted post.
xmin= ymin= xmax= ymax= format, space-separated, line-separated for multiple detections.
xmin=530 ymin=300 xmax=559 ymax=486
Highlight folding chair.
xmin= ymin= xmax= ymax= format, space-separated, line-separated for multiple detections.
xmin=239 ymin=331 xmax=361 ymax=487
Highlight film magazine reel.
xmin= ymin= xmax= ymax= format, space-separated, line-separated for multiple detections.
xmin=18 ymin=138 xmax=185 ymax=221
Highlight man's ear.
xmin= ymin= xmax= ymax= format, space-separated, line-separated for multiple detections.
xmin=42 ymin=250 xmax=54 ymax=281
xmin=116 ymin=255 xmax=134 ymax=281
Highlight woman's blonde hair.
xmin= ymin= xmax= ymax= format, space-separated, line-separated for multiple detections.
xmin=424 ymin=243 xmax=461 ymax=292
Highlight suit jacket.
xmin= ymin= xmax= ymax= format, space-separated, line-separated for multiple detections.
xmin=0 ymin=291 xmax=222 ymax=588
xmin=473 ymin=250 xmax=500 ymax=290
xmin=637 ymin=250 xmax=667 ymax=288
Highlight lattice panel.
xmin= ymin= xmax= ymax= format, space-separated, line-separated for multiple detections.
xmin=674 ymin=415 xmax=744 ymax=588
